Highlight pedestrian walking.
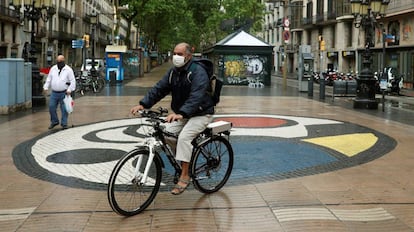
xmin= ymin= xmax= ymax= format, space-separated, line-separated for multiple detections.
xmin=43 ymin=55 xmax=76 ymax=129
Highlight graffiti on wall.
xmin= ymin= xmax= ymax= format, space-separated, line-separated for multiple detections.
xmin=223 ymin=55 xmax=268 ymax=87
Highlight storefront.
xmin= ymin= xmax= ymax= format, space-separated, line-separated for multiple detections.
xmin=369 ymin=46 xmax=414 ymax=89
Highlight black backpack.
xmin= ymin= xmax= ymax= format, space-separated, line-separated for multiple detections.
xmin=169 ymin=58 xmax=223 ymax=105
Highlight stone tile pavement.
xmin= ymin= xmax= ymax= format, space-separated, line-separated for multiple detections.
xmin=1 ymin=62 xmax=414 ymax=231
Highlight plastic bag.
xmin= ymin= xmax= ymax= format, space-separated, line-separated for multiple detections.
xmin=63 ymin=95 xmax=74 ymax=113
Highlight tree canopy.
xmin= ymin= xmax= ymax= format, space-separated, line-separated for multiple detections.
xmin=119 ymin=0 xmax=265 ymax=53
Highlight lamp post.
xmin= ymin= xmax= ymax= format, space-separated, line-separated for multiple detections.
xmin=350 ymin=0 xmax=389 ymax=109
xmin=12 ymin=0 xmax=55 ymax=107
xmin=89 ymin=13 xmax=98 ymax=78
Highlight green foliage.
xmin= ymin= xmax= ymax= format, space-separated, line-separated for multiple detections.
xmin=119 ymin=0 xmax=264 ymax=52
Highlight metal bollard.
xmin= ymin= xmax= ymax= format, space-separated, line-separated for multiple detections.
xmin=308 ymin=77 xmax=313 ymax=97
xmin=319 ymin=77 xmax=325 ymax=99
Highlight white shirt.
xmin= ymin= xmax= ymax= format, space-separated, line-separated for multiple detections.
xmin=43 ymin=64 xmax=76 ymax=92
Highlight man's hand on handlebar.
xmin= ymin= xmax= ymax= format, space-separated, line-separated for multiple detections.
xmin=130 ymin=105 xmax=145 ymax=116
xmin=166 ymin=113 xmax=183 ymax=123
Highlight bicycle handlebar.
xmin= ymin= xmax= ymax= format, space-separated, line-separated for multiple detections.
xmin=139 ymin=107 xmax=168 ymax=123
xmin=138 ymin=107 xmax=179 ymax=138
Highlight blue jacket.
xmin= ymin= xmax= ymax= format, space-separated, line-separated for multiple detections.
xmin=139 ymin=59 xmax=215 ymax=118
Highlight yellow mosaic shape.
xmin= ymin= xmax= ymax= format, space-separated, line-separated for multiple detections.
xmin=303 ymin=133 xmax=378 ymax=157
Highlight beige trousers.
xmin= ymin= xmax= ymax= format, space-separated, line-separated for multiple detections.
xmin=164 ymin=115 xmax=213 ymax=162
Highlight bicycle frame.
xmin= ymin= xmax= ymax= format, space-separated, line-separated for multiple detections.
xmin=131 ymin=110 xmax=233 ymax=187
xmin=134 ymin=137 xmax=158 ymax=185
xmin=133 ymin=119 xmax=182 ymax=186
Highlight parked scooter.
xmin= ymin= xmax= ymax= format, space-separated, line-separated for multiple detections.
xmin=384 ymin=67 xmax=404 ymax=95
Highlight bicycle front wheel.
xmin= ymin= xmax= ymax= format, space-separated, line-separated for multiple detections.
xmin=107 ymin=149 xmax=162 ymax=216
xmin=191 ymin=136 xmax=234 ymax=194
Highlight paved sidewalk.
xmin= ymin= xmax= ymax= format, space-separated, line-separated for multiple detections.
xmin=1 ymin=62 xmax=414 ymax=231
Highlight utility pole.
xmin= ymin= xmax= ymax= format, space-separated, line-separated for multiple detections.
xmin=282 ymin=1 xmax=291 ymax=91
xmin=319 ymin=35 xmax=325 ymax=99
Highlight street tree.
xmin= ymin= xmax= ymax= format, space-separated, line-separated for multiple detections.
xmin=118 ymin=0 xmax=264 ymax=52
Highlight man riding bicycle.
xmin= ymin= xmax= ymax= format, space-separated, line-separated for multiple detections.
xmin=130 ymin=42 xmax=215 ymax=195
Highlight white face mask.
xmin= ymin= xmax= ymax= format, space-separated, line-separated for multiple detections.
xmin=172 ymin=55 xmax=186 ymax=67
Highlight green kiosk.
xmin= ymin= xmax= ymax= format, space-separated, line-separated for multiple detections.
xmin=203 ymin=30 xmax=274 ymax=87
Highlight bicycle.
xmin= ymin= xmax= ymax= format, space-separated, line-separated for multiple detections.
xmin=75 ymin=71 xmax=105 ymax=95
xmin=107 ymin=107 xmax=234 ymax=216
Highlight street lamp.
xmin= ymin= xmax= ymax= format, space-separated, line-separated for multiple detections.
xmin=350 ymin=0 xmax=389 ymax=109
xmin=12 ymin=0 xmax=55 ymax=106
xmin=89 ymin=13 xmax=98 ymax=78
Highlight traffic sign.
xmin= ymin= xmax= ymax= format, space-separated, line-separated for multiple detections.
xmin=283 ymin=18 xmax=290 ymax=28
xmin=283 ymin=30 xmax=290 ymax=43
xmin=72 ymin=39 xmax=84 ymax=48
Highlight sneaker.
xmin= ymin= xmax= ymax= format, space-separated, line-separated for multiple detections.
xmin=48 ymin=123 xmax=59 ymax=129
xmin=62 ymin=125 xmax=68 ymax=129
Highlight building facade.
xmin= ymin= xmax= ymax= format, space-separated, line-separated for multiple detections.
xmin=0 ymin=0 xmax=136 ymax=69
xmin=0 ymin=0 xmax=20 ymax=58
xmin=263 ymin=0 xmax=414 ymax=89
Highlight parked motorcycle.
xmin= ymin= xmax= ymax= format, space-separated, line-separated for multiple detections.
xmin=313 ymin=72 xmax=320 ymax=83
xmin=384 ymin=67 xmax=404 ymax=95
xmin=326 ymin=70 xmax=337 ymax=86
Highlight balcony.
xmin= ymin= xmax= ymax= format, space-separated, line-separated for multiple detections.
xmin=98 ymin=35 xmax=110 ymax=45
xmin=49 ymin=30 xmax=76 ymax=41
xmin=336 ymin=1 xmax=351 ymax=17
xmin=58 ymin=7 xmax=71 ymax=19
xmin=302 ymin=17 xmax=313 ymax=26
xmin=316 ymin=13 xmax=324 ymax=23
xmin=386 ymin=1 xmax=414 ymax=14
xmin=83 ymin=15 xmax=91 ymax=23
xmin=99 ymin=23 xmax=112 ymax=32
xmin=327 ymin=11 xmax=336 ymax=20
xmin=291 ymin=17 xmax=302 ymax=30
xmin=0 ymin=5 xmax=20 ymax=24
xmin=386 ymin=1 xmax=414 ymax=15
xmin=35 ymin=26 xmax=47 ymax=38
xmin=314 ymin=13 xmax=338 ymax=26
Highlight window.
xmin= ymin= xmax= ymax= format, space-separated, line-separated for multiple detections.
xmin=12 ymin=25 xmax=16 ymax=43
xmin=346 ymin=23 xmax=352 ymax=47
xmin=388 ymin=21 xmax=400 ymax=46
xmin=328 ymin=0 xmax=336 ymax=19
xmin=277 ymin=27 xmax=280 ymax=42
xmin=306 ymin=2 xmax=313 ymax=19
xmin=0 ymin=23 xmax=4 ymax=41
xmin=317 ymin=0 xmax=324 ymax=16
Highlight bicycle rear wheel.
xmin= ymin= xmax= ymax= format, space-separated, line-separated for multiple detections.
xmin=108 ymin=149 xmax=162 ymax=216
xmin=191 ymin=136 xmax=234 ymax=194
